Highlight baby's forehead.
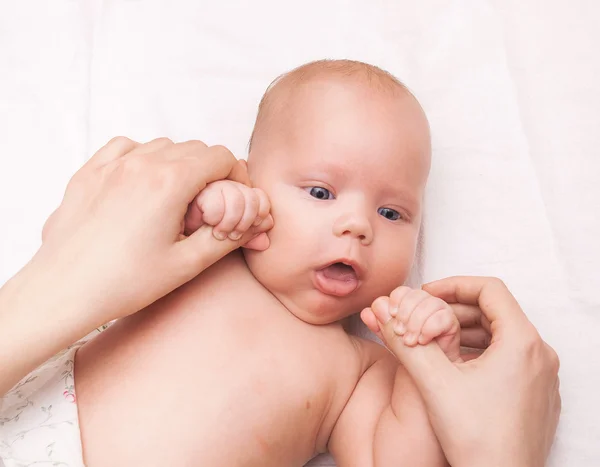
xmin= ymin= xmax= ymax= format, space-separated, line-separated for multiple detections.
xmin=269 ymin=70 xmax=408 ymax=112
xmin=255 ymin=62 xmax=413 ymax=129
xmin=248 ymin=61 xmax=431 ymax=185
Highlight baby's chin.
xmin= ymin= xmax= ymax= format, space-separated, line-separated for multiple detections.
xmin=272 ymin=288 xmax=365 ymax=326
xmin=242 ymin=249 xmax=380 ymax=326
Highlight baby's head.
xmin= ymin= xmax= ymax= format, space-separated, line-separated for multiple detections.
xmin=244 ymin=59 xmax=431 ymax=325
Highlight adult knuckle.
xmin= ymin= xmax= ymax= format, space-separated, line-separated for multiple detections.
xmin=519 ymin=330 xmax=545 ymax=360
xmin=150 ymin=137 xmax=174 ymax=147
xmin=190 ymin=139 xmax=208 ymax=147
xmin=209 ymin=144 xmax=231 ymax=154
xmin=182 ymin=139 xmax=208 ymax=150
xmin=487 ymin=276 xmax=508 ymax=290
xmin=41 ymin=211 xmax=57 ymax=241
xmin=546 ymin=345 xmax=561 ymax=373
xmin=108 ymin=135 xmax=133 ymax=146
xmin=66 ymin=167 xmax=94 ymax=193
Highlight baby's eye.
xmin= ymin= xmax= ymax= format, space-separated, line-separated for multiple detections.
xmin=307 ymin=187 xmax=335 ymax=200
xmin=378 ymin=207 xmax=401 ymax=221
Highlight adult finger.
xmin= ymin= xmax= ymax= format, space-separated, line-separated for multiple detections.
xmin=173 ymin=143 xmax=246 ymax=199
xmin=229 ymin=159 xmax=252 ymax=187
xmin=360 ymin=307 xmax=384 ymax=340
xmin=460 ymin=328 xmax=491 ymax=349
xmin=173 ymin=214 xmax=272 ymax=275
xmin=423 ymin=276 xmax=528 ymax=339
xmin=242 ymin=233 xmax=270 ymax=251
xmin=124 ymin=137 xmax=175 ymax=158
xmin=241 ymin=214 xmax=273 ymax=250
xmin=451 ymin=303 xmax=491 ymax=334
xmin=370 ymin=298 xmax=459 ymax=399
xmin=84 ymin=136 xmax=140 ymax=168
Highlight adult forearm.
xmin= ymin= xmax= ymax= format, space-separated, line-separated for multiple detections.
xmin=0 ymin=251 xmax=104 ymax=395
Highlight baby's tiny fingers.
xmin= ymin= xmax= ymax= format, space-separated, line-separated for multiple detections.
xmin=403 ymin=297 xmax=446 ymax=345
xmin=388 ymin=286 xmax=412 ymax=318
xmin=370 ymin=296 xmax=392 ymax=325
xmin=254 ymin=188 xmax=271 ymax=226
xmin=194 ymin=188 xmax=226 ymax=229
xmin=419 ymin=307 xmax=459 ymax=345
xmin=230 ymin=186 xmax=260 ymax=240
xmin=396 ymin=289 xmax=431 ymax=324
xmin=214 ymin=183 xmax=245 ymax=239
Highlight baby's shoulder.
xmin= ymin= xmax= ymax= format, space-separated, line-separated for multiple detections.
xmin=348 ymin=333 xmax=396 ymax=374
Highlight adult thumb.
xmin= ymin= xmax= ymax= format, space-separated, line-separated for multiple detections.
xmin=373 ymin=302 xmax=458 ymax=403
xmin=173 ymin=222 xmax=270 ymax=277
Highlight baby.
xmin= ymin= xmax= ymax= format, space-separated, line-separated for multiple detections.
xmin=2 ymin=60 xmax=461 ymax=466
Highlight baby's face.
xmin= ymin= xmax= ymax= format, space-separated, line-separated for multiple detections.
xmin=245 ymin=76 xmax=430 ymax=324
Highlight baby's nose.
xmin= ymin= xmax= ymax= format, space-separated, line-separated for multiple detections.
xmin=332 ymin=212 xmax=373 ymax=245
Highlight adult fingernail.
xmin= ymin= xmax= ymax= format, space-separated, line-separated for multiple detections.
xmin=394 ymin=322 xmax=406 ymax=335
xmin=213 ymin=230 xmax=227 ymax=241
xmin=404 ymin=333 xmax=415 ymax=345
xmin=253 ymin=217 xmax=262 ymax=226
xmin=390 ymin=305 xmax=398 ymax=317
xmin=229 ymin=231 xmax=242 ymax=241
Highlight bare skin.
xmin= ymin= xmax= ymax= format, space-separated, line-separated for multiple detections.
xmin=76 ymin=251 xmax=389 ymax=465
xmin=75 ymin=62 xmax=449 ymax=466
xmin=0 ymin=63 xmax=561 ymax=466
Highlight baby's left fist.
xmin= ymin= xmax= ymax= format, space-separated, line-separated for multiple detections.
xmin=363 ymin=286 xmax=461 ymax=362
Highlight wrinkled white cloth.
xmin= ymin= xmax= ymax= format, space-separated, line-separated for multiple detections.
xmin=1 ymin=1 xmax=598 ymax=466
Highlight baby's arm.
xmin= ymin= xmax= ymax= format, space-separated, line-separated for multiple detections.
xmin=330 ymin=287 xmax=460 ymax=466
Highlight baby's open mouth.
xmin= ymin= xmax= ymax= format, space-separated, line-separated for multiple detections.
xmin=314 ymin=262 xmax=360 ymax=297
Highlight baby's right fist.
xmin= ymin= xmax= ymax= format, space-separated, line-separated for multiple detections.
xmin=185 ymin=180 xmax=271 ymax=244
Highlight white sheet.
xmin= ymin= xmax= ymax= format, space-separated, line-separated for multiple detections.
xmin=1 ymin=1 xmax=598 ymax=466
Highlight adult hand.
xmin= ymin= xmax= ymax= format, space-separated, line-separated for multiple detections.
xmin=362 ymin=277 xmax=561 ymax=467
xmin=40 ymin=137 xmax=273 ymax=323
xmin=0 ymin=137 xmax=273 ymax=395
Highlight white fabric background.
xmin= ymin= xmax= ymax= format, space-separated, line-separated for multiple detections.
xmin=1 ymin=1 xmax=599 ymax=466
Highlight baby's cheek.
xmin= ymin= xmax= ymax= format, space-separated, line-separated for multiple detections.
xmin=373 ymin=255 xmax=413 ymax=293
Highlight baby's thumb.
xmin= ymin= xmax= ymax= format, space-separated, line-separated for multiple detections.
xmin=371 ymin=298 xmax=457 ymax=404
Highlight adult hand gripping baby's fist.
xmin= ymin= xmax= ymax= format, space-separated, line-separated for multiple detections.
xmin=185 ymin=179 xmax=272 ymax=251
xmin=40 ymin=137 xmax=273 ymax=324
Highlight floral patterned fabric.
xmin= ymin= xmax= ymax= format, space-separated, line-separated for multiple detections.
xmin=0 ymin=327 xmax=108 ymax=466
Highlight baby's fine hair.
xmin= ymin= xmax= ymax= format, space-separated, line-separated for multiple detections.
xmin=248 ymin=59 xmax=412 ymax=151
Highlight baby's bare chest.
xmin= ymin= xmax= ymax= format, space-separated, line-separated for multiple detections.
xmin=76 ymin=265 xmax=362 ymax=466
